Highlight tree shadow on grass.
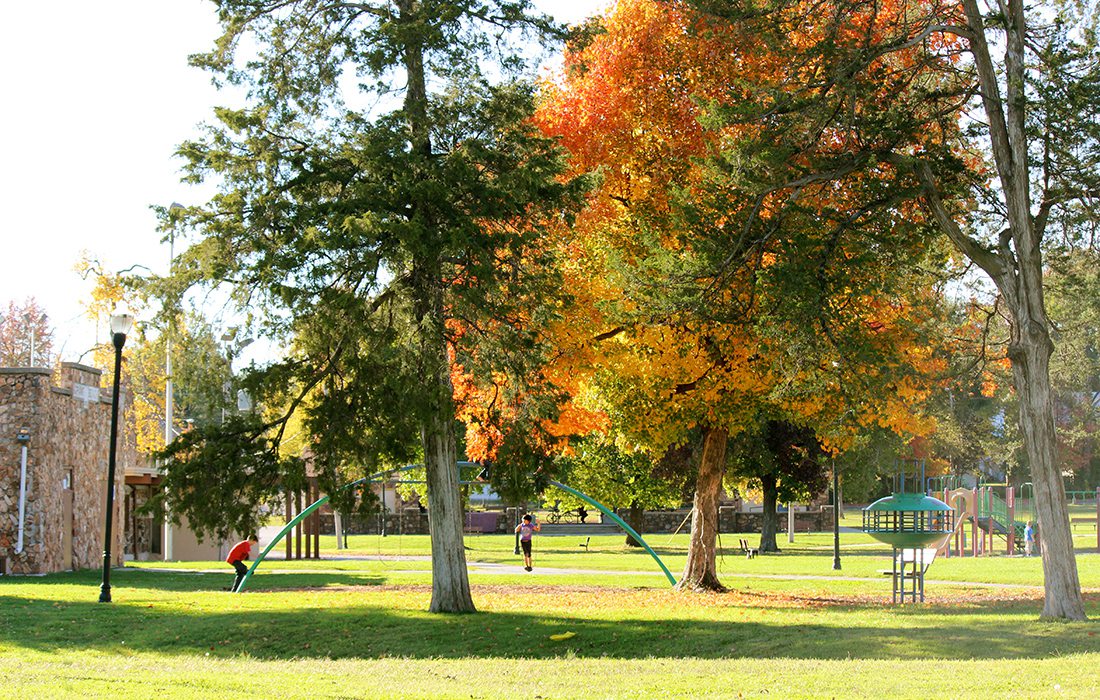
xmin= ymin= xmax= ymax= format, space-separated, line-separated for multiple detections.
xmin=1 ymin=584 xmax=1098 ymax=662
xmin=0 ymin=568 xmax=388 ymax=593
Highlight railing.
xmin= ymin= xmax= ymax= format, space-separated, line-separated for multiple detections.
xmin=979 ymin=489 xmax=1012 ymax=526
xmin=1066 ymin=490 xmax=1098 ymax=505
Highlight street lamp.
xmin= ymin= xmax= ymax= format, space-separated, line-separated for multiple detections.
xmin=830 ymin=360 xmax=845 ymax=571
xmin=832 ymin=459 xmax=841 ymax=570
xmin=163 ymin=203 xmax=184 ymax=562
xmin=99 ymin=306 xmax=134 ymax=603
xmin=22 ymin=311 xmax=37 ymax=366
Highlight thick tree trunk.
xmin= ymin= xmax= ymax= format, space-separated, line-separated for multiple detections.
xmin=625 ymin=500 xmax=644 ymax=548
xmin=676 ymin=426 xmax=728 ymax=592
xmin=417 ymin=264 xmax=475 ymax=614
xmin=912 ymin=0 xmax=1088 ymax=621
xmin=422 ymin=381 xmax=475 ymax=613
xmin=1009 ymin=315 xmax=1085 ymax=620
xmin=403 ymin=0 xmax=473 ymax=614
xmin=759 ymin=473 xmax=780 ymax=553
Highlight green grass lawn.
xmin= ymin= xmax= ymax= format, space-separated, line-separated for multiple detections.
xmin=5 ymin=530 xmax=1100 ymax=699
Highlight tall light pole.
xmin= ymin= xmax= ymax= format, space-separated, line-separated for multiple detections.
xmin=163 ymin=202 xmax=184 ymax=562
xmin=831 ymin=361 xmax=846 ymax=571
xmin=99 ymin=307 xmax=134 ymax=603
xmin=832 ymin=459 xmax=841 ymax=570
xmin=23 ymin=311 xmax=37 ymax=366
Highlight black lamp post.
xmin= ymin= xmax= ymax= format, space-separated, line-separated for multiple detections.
xmin=832 ymin=459 xmax=842 ymax=570
xmin=99 ymin=307 xmax=134 ymax=603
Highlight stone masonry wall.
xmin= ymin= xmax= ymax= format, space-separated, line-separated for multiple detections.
xmin=0 ymin=363 xmax=136 ymax=575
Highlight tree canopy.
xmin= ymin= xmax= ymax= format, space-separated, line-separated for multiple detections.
xmin=0 ymin=298 xmax=53 ymax=368
xmin=678 ymin=0 xmax=1100 ymax=619
xmin=533 ymin=0 xmax=953 ymax=590
xmin=155 ymin=0 xmax=589 ymax=613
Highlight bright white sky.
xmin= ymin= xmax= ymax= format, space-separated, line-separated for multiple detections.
xmin=0 ymin=0 xmax=607 ymax=364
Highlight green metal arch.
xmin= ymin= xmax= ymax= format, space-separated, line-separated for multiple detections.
xmin=548 ymin=480 xmax=676 ymax=586
xmin=236 ymin=464 xmax=429 ymax=592
xmin=235 ymin=465 xmax=677 ymax=591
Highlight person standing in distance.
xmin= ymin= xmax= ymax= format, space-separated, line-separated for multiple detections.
xmin=515 ymin=514 xmax=540 ymax=572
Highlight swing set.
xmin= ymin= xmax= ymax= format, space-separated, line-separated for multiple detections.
xmin=235 ymin=465 xmax=676 ymax=592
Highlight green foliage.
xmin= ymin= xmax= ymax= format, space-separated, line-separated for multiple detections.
xmin=727 ymin=418 xmax=828 ymax=504
xmin=127 ymin=312 xmax=234 ymax=431
xmin=831 ymin=427 xmax=911 ymax=503
xmin=150 ymin=414 xmax=305 ymax=542
xmin=552 ymin=436 xmax=686 ymax=513
xmin=1023 ymin=14 xmax=1100 ymax=251
xmin=154 ymin=1 xmax=590 ymax=554
xmin=1047 ymin=251 xmax=1100 ymax=489
xmin=480 ymin=426 xmax=558 ymax=508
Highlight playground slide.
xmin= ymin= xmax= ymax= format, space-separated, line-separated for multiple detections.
xmin=936 ymin=514 xmax=970 ymax=557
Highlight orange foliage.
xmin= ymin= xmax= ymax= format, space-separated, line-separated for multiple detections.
xmin=457 ymin=0 xmax=957 ymax=459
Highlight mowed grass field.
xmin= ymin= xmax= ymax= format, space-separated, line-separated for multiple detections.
xmin=3 ymin=528 xmax=1100 ymax=699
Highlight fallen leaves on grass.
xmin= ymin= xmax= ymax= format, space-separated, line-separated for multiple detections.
xmin=257 ymin=581 xmax=1068 ymax=613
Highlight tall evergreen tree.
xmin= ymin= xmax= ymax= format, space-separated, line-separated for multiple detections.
xmin=159 ymin=0 xmax=586 ymax=613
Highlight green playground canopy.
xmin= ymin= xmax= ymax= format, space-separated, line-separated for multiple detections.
xmin=863 ymin=492 xmax=954 ymax=549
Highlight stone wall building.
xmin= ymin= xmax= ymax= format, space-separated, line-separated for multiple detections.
xmin=0 ymin=363 xmax=136 ymax=575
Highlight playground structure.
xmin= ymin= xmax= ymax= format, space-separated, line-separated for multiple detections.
xmin=863 ymin=460 xmax=954 ymax=603
xmin=235 ymin=464 xmax=676 ymax=592
xmin=282 ymin=478 xmax=322 ymax=561
xmin=935 ymin=484 xmax=1100 ymax=558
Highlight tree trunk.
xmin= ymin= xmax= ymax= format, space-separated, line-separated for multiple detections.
xmin=912 ymin=0 xmax=1088 ymax=620
xmin=422 ymin=376 xmax=475 ymax=613
xmin=972 ymin=0 xmax=1082 ymax=621
xmin=625 ymin=500 xmax=644 ymax=548
xmin=416 ymin=259 xmax=475 ymax=614
xmin=676 ymin=426 xmax=728 ymax=592
xmin=1008 ymin=312 xmax=1085 ymax=620
xmin=759 ymin=473 xmax=779 ymax=553
xmin=403 ymin=0 xmax=473 ymax=614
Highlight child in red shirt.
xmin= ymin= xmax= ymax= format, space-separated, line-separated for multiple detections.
xmin=226 ymin=539 xmax=254 ymax=592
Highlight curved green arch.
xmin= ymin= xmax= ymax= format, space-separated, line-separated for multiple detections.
xmin=236 ymin=464 xmax=431 ymax=592
xmin=548 ymin=480 xmax=676 ymax=586
xmin=235 ymin=465 xmax=677 ymax=591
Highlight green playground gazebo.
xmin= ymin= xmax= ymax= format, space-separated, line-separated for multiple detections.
xmin=862 ymin=461 xmax=954 ymax=603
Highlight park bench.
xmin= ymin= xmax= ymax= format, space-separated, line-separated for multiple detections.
xmin=579 ymin=536 xmax=590 ymax=552
xmin=1071 ymin=517 xmax=1097 ymax=530
xmin=739 ymin=538 xmax=759 ymax=559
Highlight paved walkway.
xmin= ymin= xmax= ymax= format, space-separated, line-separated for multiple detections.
xmin=137 ymin=556 xmax=1046 ymax=589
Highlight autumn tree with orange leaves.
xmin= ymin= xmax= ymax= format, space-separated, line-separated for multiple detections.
xmin=536 ymin=0 xmax=954 ymax=591
xmin=683 ymin=0 xmax=1100 ymax=619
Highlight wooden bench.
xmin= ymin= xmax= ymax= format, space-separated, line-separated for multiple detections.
xmin=1071 ymin=517 xmax=1097 ymax=530
xmin=579 ymin=536 xmax=591 ymax=552
xmin=739 ymin=538 xmax=759 ymax=559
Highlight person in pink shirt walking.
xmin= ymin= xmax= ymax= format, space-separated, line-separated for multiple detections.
xmin=514 ymin=514 xmax=540 ymax=572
